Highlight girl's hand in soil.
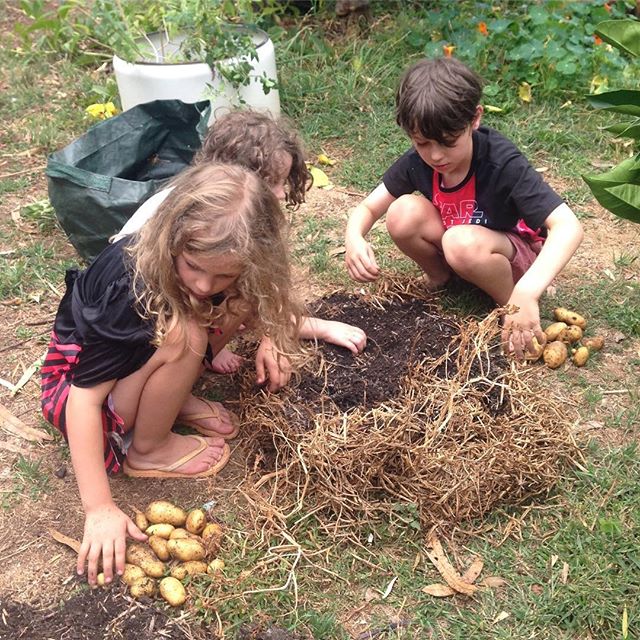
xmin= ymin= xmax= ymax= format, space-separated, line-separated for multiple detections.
xmin=312 ymin=319 xmax=367 ymax=354
xmin=78 ymin=501 xmax=147 ymax=585
xmin=501 ymin=295 xmax=546 ymax=360
xmin=255 ymin=336 xmax=291 ymax=392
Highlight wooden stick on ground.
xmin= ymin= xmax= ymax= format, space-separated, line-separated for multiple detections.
xmin=0 ymin=402 xmax=53 ymax=442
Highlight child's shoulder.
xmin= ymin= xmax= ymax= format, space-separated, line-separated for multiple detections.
xmin=476 ymin=126 xmax=524 ymax=157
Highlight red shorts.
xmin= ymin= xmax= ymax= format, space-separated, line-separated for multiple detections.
xmin=40 ymin=331 xmax=126 ymax=474
xmin=505 ymin=231 xmax=543 ymax=283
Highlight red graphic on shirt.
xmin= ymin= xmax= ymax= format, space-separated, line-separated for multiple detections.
xmin=431 ymin=173 xmax=486 ymax=229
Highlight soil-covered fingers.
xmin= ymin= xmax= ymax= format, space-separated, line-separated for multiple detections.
xmin=345 ymin=242 xmax=379 ymax=282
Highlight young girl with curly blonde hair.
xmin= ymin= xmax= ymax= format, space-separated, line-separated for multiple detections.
xmin=115 ymin=109 xmax=367 ymax=382
xmin=41 ymin=163 xmax=303 ymax=585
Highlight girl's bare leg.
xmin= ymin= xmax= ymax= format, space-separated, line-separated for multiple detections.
xmin=110 ymin=319 xmax=225 ymax=474
xmin=385 ymin=194 xmax=451 ymax=288
xmin=441 ymin=225 xmax=515 ymax=304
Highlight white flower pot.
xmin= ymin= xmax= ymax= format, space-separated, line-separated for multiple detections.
xmin=112 ymin=28 xmax=280 ymax=119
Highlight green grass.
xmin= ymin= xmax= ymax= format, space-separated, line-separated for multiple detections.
xmin=2 ymin=455 xmax=51 ymax=508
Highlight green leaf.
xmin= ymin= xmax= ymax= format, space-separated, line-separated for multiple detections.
xmin=606 ymin=183 xmax=640 ymax=218
xmin=595 ymin=19 xmax=640 ymax=58
xmin=586 ymin=90 xmax=640 ymax=117
xmin=603 ymin=119 xmax=640 ymax=140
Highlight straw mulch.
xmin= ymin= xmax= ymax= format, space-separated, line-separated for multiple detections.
xmin=238 ymin=281 xmax=579 ymax=535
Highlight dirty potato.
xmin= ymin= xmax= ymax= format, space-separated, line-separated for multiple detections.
xmin=145 ymin=523 xmax=175 ymax=539
xmin=553 ymin=307 xmax=587 ymax=329
xmin=207 ymin=558 xmax=225 ymax=575
xmin=159 ymin=576 xmax=187 ymax=607
xmin=572 ymin=346 xmax=590 ymax=367
xmin=169 ymin=527 xmax=201 ymax=541
xmin=544 ymin=321 xmax=567 ymax=341
xmin=542 ymin=341 xmax=568 ymax=369
xmin=185 ymin=509 xmax=207 ymax=535
xmin=167 ymin=538 xmax=206 ymax=562
xmin=524 ymin=336 xmax=545 ymax=361
xmin=170 ymin=561 xmax=208 ymax=580
xmin=148 ymin=535 xmax=171 ymax=561
xmin=145 ymin=500 xmax=187 ymax=527
xmin=125 ymin=543 xmax=165 ymax=578
xmin=583 ymin=336 xmax=605 ymax=352
xmin=558 ymin=325 xmax=583 ymax=344
xmin=132 ymin=508 xmax=149 ymax=532
xmin=122 ymin=564 xmax=147 ymax=586
xmin=129 ymin=576 xmax=157 ymax=599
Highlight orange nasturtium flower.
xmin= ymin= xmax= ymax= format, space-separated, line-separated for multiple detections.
xmin=593 ymin=34 xmax=603 ymax=45
xmin=604 ymin=2 xmax=612 ymax=12
xmin=478 ymin=21 xmax=489 ymax=36
xmin=443 ymin=44 xmax=456 ymax=58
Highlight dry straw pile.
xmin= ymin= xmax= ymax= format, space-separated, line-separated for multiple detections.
xmin=239 ymin=283 xmax=579 ymax=536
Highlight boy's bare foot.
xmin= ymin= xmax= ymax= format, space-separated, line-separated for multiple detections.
xmin=418 ymin=273 xmax=450 ymax=292
xmin=206 ymin=347 xmax=244 ymax=374
xmin=178 ymin=395 xmax=239 ymax=439
xmin=126 ymin=432 xmax=226 ymax=475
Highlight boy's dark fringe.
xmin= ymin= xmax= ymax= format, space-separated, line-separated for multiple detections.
xmin=238 ymin=279 xmax=581 ymax=542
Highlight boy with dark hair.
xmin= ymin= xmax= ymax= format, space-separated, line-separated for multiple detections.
xmin=345 ymin=57 xmax=583 ymax=358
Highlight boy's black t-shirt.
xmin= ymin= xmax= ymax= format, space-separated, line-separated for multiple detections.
xmin=382 ymin=126 xmax=564 ymax=235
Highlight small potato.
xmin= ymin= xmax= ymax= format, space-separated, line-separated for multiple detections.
xmin=160 ymin=576 xmax=187 ymax=607
xmin=169 ymin=527 xmax=202 ymax=541
xmin=96 ymin=573 xmax=107 ymax=587
xmin=145 ymin=500 xmax=187 ymax=527
xmin=207 ymin=558 xmax=225 ymax=575
xmin=122 ymin=564 xmax=146 ymax=586
xmin=553 ymin=307 xmax=587 ymax=329
xmin=558 ymin=325 xmax=583 ymax=344
xmin=126 ymin=543 xmax=166 ymax=578
xmin=572 ymin=346 xmax=590 ymax=367
xmin=148 ymin=535 xmax=171 ymax=561
xmin=170 ymin=561 xmax=208 ymax=580
xmin=167 ymin=538 xmax=206 ymax=562
xmin=543 ymin=341 xmax=568 ymax=369
xmin=524 ymin=336 xmax=545 ymax=362
xmin=544 ymin=321 xmax=567 ymax=342
xmin=185 ymin=509 xmax=207 ymax=535
xmin=583 ymin=336 xmax=605 ymax=352
xmin=201 ymin=523 xmax=224 ymax=544
xmin=129 ymin=576 xmax=157 ymax=599
xmin=132 ymin=509 xmax=149 ymax=532
xmin=146 ymin=523 xmax=175 ymax=539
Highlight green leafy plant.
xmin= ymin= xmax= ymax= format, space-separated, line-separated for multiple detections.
xmin=583 ymin=19 xmax=640 ymax=223
xmin=16 ymin=0 xmax=284 ymax=92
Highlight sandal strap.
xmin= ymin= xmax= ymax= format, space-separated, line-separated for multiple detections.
xmin=162 ymin=435 xmax=207 ymax=472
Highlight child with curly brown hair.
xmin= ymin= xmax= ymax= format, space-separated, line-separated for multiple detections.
xmin=41 ymin=163 xmax=304 ymax=585
xmin=114 ymin=109 xmax=366 ymax=384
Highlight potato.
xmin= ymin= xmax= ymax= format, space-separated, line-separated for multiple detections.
xmin=544 ymin=321 xmax=567 ymax=342
xmin=167 ymin=538 xmax=206 ymax=562
xmin=126 ymin=543 xmax=166 ymax=578
xmin=524 ymin=336 xmax=545 ymax=361
xmin=201 ymin=523 xmax=224 ymax=544
xmin=207 ymin=558 xmax=225 ymax=575
xmin=185 ymin=509 xmax=207 ymax=535
xmin=132 ymin=509 xmax=149 ymax=532
xmin=148 ymin=535 xmax=171 ymax=561
xmin=542 ymin=341 xmax=568 ymax=369
xmin=129 ymin=576 xmax=157 ymax=599
xmin=553 ymin=307 xmax=587 ymax=329
xmin=96 ymin=572 xmax=107 ymax=587
xmin=145 ymin=500 xmax=187 ymax=527
xmin=145 ymin=523 xmax=175 ymax=539
xmin=159 ymin=576 xmax=187 ymax=607
xmin=572 ymin=346 xmax=590 ymax=367
xmin=558 ymin=325 xmax=583 ymax=344
xmin=122 ymin=564 xmax=147 ymax=586
xmin=170 ymin=561 xmax=208 ymax=580
xmin=169 ymin=527 xmax=202 ymax=541
xmin=583 ymin=336 xmax=605 ymax=352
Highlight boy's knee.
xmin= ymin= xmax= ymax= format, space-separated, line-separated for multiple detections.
xmin=441 ymin=226 xmax=484 ymax=267
xmin=386 ymin=195 xmax=434 ymax=239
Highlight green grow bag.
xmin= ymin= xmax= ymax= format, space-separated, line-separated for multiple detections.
xmin=46 ymin=99 xmax=209 ymax=261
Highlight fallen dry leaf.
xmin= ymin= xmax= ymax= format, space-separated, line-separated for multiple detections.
xmin=424 ymin=535 xmax=477 ymax=596
xmin=561 ymin=562 xmax=569 ymax=584
xmin=480 ymin=576 xmax=507 ymax=588
xmin=461 ymin=557 xmax=484 ymax=584
xmin=421 ymin=583 xmax=455 ymax=597
xmin=493 ymin=611 xmax=510 ymax=624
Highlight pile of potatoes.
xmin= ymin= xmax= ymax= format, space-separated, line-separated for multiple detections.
xmin=526 ymin=307 xmax=605 ymax=369
xmin=97 ymin=500 xmax=225 ymax=607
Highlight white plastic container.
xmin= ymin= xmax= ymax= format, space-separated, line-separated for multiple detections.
xmin=113 ymin=28 xmax=280 ymax=119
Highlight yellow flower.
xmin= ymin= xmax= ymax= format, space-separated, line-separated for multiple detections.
xmin=442 ymin=45 xmax=456 ymax=58
xmin=85 ymin=102 xmax=118 ymax=120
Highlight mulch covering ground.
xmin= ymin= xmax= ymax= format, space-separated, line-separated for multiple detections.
xmin=240 ymin=282 xmax=578 ymax=534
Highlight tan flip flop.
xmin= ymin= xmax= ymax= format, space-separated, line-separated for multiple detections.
xmin=122 ymin=435 xmax=231 ymax=479
xmin=177 ymin=398 xmax=240 ymax=440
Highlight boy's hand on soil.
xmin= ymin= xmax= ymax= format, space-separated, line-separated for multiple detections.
xmin=501 ymin=296 xmax=545 ymax=360
xmin=79 ymin=502 xmax=147 ymax=585
xmin=345 ymin=236 xmax=380 ymax=282
xmin=320 ymin=321 xmax=367 ymax=354
xmin=255 ymin=337 xmax=291 ymax=392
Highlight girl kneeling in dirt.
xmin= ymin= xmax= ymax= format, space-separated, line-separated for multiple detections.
xmin=113 ymin=109 xmax=367 ymax=378
xmin=40 ymin=163 xmax=303 ymax=585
